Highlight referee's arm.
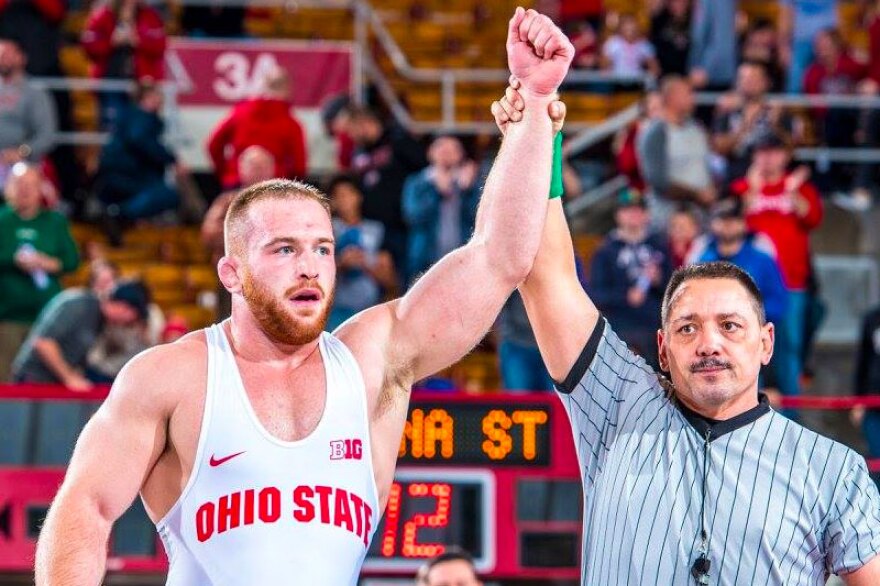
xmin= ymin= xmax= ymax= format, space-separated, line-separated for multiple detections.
xmin=519 ymin=196 xmax=601 ymax=383
xmin=843 ymin=559 xmax=880 ymax=585
xmin=832 ymin=458 xmax=880 ymax=585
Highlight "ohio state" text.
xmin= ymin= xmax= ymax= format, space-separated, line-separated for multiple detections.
xmin=195 ymin=485 xmax=373 ymax=545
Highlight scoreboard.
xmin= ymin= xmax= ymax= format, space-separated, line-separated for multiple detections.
xmin=362 ymin=392 xmax=582 ymax=580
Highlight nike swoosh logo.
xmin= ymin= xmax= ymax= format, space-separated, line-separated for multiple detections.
xmin=209 ymin=451 xmax=246 ymax=467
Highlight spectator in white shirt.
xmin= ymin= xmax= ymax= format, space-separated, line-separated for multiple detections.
xmin=602 ymin=14 xmax=660 ymax=79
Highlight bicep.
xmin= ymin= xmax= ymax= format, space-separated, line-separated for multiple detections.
xmin=57 ymin=358 xmax=169 ymax=523
xmin=826 ymin=458 xmax=880 ymax=577
xmin=391 ymin=242 xmax=514 ymax=381
xmin=842 ymin=557 xmax=880 ymax=585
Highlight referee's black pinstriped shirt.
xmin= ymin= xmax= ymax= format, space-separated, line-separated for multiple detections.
xmin=557 ymin=318 xmax=880 ymax=585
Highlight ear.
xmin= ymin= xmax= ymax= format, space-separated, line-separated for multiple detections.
xmin=657 ymin=328 xmax=669 ymax=372
xmin=760 ymin=321 xmax=774 ymax=366
xmin=218 ymin=255 xmax=242 ymax=294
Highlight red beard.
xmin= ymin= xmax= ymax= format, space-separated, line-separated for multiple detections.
xmin=241 ymin=274 xmax=333 ymax=346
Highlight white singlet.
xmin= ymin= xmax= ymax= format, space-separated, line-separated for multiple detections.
xmin=155 ymin=324 xmax=379 ymax=585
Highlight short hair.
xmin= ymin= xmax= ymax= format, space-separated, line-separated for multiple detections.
xmin=132 ymin=78 xmax=160 ymax=103
xmin=671 ymin=202 xmax=699 ymax=218
xmin=347 ymin=105 xmax=379 ymax=122
xmin=661 ymin=261 xmax=766 ymax=326
xmin=659 ymin=74 xmax=689 ymax=100
xmin=817 ymin=26 xmax=845 ymax=50
xmin=749 ymin=17 xmax=776 ymax=33
xmin=423 ymin=547 xmax=477 ymax=580
xmin=324 ymin=174 xmax=360 ymax=198
xmin=739 ymin=59 xmax=770 ymax=80
xmin=224 ymin=179 xmax=331 ymax=256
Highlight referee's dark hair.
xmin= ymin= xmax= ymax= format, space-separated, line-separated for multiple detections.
xmin=661 ymin=261 xmax=766 ymax=326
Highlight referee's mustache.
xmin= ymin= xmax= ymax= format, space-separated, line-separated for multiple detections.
xmin=689 ymin=358 xmax=732 ymax=372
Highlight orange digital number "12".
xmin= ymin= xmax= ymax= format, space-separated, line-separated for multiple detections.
xmin=380 ymin=482 xmax=452 ymax=558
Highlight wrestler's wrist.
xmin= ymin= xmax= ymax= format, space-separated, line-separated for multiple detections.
xmin=519 ymin=86 xmax=559 ymax=107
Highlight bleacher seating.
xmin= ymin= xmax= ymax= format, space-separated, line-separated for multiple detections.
xmin=64 ymin=225 xmax=218 ymax=331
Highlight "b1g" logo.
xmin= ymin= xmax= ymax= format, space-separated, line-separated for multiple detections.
xmin=330 ymin=439 xmax=363 ymax=460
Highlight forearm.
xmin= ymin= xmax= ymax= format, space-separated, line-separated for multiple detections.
xmin=520 ymin=200 xmax=599 ymax=380
xmin=35 ymin=490 xmax=111 ymax=585
xmin=34 ymin=339 xmax=78 ymax=383
xmin=474 ymin=93 xmax=555 ymax=278
xmin=521 ymin=199 xmax=577 ymax=292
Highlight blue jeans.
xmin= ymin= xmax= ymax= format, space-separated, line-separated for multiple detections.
xmin=99 ymin=175 xmax=179 ymax=220
xmin=774 ymin=290 xmax=807 ymax=420
xmin=776 ymin=290 xmax=806 ymax=397
xmin=120 ymin=182 xmax=179 ymax=219
xmin=499 ymin=340 xmax=554 ymax=392
xmin=786 ymin=38 xmax=814 ymax=94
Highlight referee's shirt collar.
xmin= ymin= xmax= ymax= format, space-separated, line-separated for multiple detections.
xmin=675 ymin=393 xmax=771 ymax=441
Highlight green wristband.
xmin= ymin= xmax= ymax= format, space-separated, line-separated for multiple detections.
xmin=549 ymin=131 xmax=564 ymax=199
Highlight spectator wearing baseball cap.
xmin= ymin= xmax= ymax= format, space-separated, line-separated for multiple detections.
xmin=11 ymin=280 xmax=149 ymax=391
xmin=691 ymin=197 xmax=788 ymax=327
xmin=587 ymin=188 xmax=672 ymax=369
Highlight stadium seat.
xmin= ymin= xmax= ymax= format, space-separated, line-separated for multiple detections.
xmin=573 ymin=234 xmax=603 ymax=268
xmin=185 ymin=266 xmax=218 ymax=296
xmin=141 ymin=264 xmax=186 ymax=290
xmin=167 ymin=304 xmax=216 ymax=330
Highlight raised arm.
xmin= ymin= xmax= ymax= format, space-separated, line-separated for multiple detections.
xmin=346 ymin=8 xmax=574 ymax=383
xmin=491 ymin=79 xmax=599 ymax=382
xmin=34 ymin=345 xmax=180 ymax=585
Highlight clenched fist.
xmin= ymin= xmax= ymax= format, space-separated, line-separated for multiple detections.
xmin=506 ymin=7 xmax=575 ymax=99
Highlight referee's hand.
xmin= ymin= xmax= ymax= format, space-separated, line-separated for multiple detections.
xmin=492 ymin=76 xmax=566 ymax=137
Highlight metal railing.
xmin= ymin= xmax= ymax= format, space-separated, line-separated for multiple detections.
xmin=29 ymin=76 xmax=182 ymax=147
xmin=695 ymin=91 xmax=880 ymax=164
xmin=347 ymin=0 xmax=649 ymax=133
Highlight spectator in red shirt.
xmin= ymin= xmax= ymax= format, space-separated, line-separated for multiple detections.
xmin=869 ymin=0 xmax=880 ymax=85
xmin=321 ymin=93 xmax=354 ymax=171
xmin=207 ymin=67 xmax=308 ymax=190
xmin=81 ymin=0 xmax=165 ymax=129
xmin=803 ymin=28 xmax=865 ymax=96
xmin=730 ymin=133 xmax=823 ymax=403
xmin=803 ymin=28 xmax=867 ymax=194
xmin=613 ymin=90 xmax=662 ymax=193
xmin=556 ymin=0 xmax=604 ymax=27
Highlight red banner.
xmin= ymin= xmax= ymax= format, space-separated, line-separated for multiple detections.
xmin=165 ymin=38 xmax=353 ymax=107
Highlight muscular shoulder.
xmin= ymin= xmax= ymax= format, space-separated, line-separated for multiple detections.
xmin=108 ymin=331 xmax=208 ymax=415
xmin=333 ymin=301 xmax=413 ymax=413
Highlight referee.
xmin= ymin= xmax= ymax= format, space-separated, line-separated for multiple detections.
xmin=493 ymin=84 xmax=880 ymax=584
